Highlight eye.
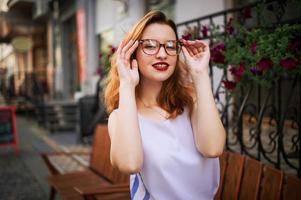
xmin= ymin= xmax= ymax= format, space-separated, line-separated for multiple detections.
xmin=143 ymin=40 xmax=157 ymax=49
xmin=165 ymin=41 xmax=177 ymax=50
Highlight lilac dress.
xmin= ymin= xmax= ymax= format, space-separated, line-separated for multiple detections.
xmin=130 ymin=108 xmax=220 ymax=200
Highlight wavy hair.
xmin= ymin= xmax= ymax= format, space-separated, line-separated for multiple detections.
xmin=104 ymin=10 xmax=195 ymax=118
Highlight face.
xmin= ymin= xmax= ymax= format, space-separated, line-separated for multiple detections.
xmin=135 ymin=23 xmax=178 ymax=83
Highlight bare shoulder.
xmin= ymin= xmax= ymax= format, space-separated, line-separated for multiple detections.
xmin=108 ymin=109 xmax=119 ymax=138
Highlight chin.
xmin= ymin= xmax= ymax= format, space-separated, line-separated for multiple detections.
xmin=142 ymin=73 xmax=172 ymax=83
xmin=152 ymin=70 xmax=174 ymax=82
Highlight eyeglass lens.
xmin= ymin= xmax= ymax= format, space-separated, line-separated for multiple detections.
xmin=141 ymin=39 xmax=181 ymax=56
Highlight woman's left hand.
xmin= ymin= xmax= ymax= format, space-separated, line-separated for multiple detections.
xmin=180 ymin=39 xmax=210 ymax=76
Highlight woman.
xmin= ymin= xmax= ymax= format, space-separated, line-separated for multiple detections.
xmin=104 ymin=10 xmax=226 ymax=200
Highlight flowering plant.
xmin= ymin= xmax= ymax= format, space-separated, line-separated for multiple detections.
xmin=96 ymin=45 xmax=117 ymax=77
xmin=211 ymin=23 xmax=301 ymax=92
xmin=181 ymin=7 xmax=301 ymax=94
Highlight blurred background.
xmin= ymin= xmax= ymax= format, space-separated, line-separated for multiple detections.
xmin=0 ymin=0 xmax=301 ymax=199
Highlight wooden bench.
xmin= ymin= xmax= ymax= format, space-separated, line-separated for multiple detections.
xmin=42 ymin=124 xmax=130 ymax=200
xmin=41 ymin=141 xmax=92 ymax=199
xmin=214 ymin=151 xmax=301 ymax=200
xmin=42 ymin=127 xmax=301 ymax=200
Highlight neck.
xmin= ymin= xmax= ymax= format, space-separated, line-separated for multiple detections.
xmin=138 ymin=78 xmax=162 ymax=106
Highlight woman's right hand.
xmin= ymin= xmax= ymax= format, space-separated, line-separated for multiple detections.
xmin=116 ymin=40 xmax=140 ymax=88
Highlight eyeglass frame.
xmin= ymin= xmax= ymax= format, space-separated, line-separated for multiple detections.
xmin=138 ymin=39 xmax=183 ymax=56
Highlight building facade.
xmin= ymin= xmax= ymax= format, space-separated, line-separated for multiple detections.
xmin=1 ymin=0 xmax=232 ymax=103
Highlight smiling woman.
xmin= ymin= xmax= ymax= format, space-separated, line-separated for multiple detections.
xmin=104 ymin=10 xmax=225 ymax=200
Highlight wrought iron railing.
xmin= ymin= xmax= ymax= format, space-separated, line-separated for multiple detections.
xmin=176 ymin=0 xmax=301 ymax=177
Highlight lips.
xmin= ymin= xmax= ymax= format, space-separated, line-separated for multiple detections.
xmin=152 ymin=62 xmax=169 ymax=71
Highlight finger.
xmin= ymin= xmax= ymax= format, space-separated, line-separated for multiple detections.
xmin=187 ymin=40 xmax=206 ymax=54
xmin=196 ymin=40 xmax=208 ymax=52
xmin=189 ymin=40 xmax=204 ymax=51
xmin=125 ymin=41 xmax=139 ymax=60
xmin=187 ymin=40 xmax=204 ymax=48
xmin=190 ymin=45 xmax=199 ymax=55
xmin=180 ymin=39 xmax=192 ymax=48
xmin=116 ymin=40 xmax=125 ymax=55
xmin=121 ymin=40 xmax=135 ymax=58
xmin=131 ymin=59 xmax=138 ymax=70
xmin=117 ymin=61 xmax=126 ymax=76
xmin=180 ymin=40 xmax=193 ymax=55
xmin=184 ymin=40 xmax=201 ymax=55
xmin=182 ymin=39 xmax=192 ymax=48
xmin=185 ymin=43 xmax=198 ymax=55
xmin=179 ymin=39 xmax=187 ymax=44
xmin=182 ymin=46 xmax=193 ymax=58
xmin=186 ymin=46 xmax=195 ymax=57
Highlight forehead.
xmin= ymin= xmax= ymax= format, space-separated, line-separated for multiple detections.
xmin=141 ymin=23 xmax=177 ymax=41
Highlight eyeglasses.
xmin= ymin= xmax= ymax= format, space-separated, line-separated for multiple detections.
xmin=139 ymin=39 xmax=182 ymax=56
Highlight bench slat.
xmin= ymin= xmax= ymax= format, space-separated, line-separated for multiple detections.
xmin=221 ymin=152 xmax=245 ymax=200
xmin=282 ymin=175 xmax=301 ymax=200
xmin=259 ymin=165 xmax=283 ymax=200
xmin=239 ymin=157 xmax=262 ymax=200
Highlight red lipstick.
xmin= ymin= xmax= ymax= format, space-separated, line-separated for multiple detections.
xmin=152 ymin=62 xmax=169 ymax=71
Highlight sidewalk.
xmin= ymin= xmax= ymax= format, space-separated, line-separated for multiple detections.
xmin=0 ymin=115 xmax=90 ymax=199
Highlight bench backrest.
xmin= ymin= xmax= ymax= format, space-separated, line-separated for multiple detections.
xmin=90 ymin=124 xmax=129 ymax=184
xmin=215 ymin=151 xmax=301 ymax=200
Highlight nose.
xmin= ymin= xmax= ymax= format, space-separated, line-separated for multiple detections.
xmin=156 ymin=45 xmax=167 ymax=59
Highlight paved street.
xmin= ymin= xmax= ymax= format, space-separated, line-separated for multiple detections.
xmin=0 ymin=114 xmax=86 ymax=199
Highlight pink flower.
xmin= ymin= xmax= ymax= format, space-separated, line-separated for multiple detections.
xmin=214 ymin=42 xmax=225 ymax=51
xmin=222 ymin=80 xmax=236 ymax=90
xmin=201 ymin=25 xmax=208 ymax=38
xmin=182 ymin=33 xmax=192 ymax=40
xmin=109 ymin=45 xmax=117 ymax=54
xmin=280 ymin=58 xmax=298 ymax=70
xmin=257 ymin=58 xmax=273 ymax=71
xmin=211 ymin=52 xmax=225 ymax=64
xmin=230 ymin=63 xmax=245 ymax=81
xmin=210 ymin=42 xmax=226 ymax=64
xmin=251 ymin=42 xmax=257 ymax=54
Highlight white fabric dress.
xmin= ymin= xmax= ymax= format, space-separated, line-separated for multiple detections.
xmin=130 ymin=108 xmax=220 ymax=200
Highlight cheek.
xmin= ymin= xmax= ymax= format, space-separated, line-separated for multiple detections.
xmin=169 ymin=57 xmax=178 ymax=68
xmin=136 ymin=51 xmax=150 ymax=68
